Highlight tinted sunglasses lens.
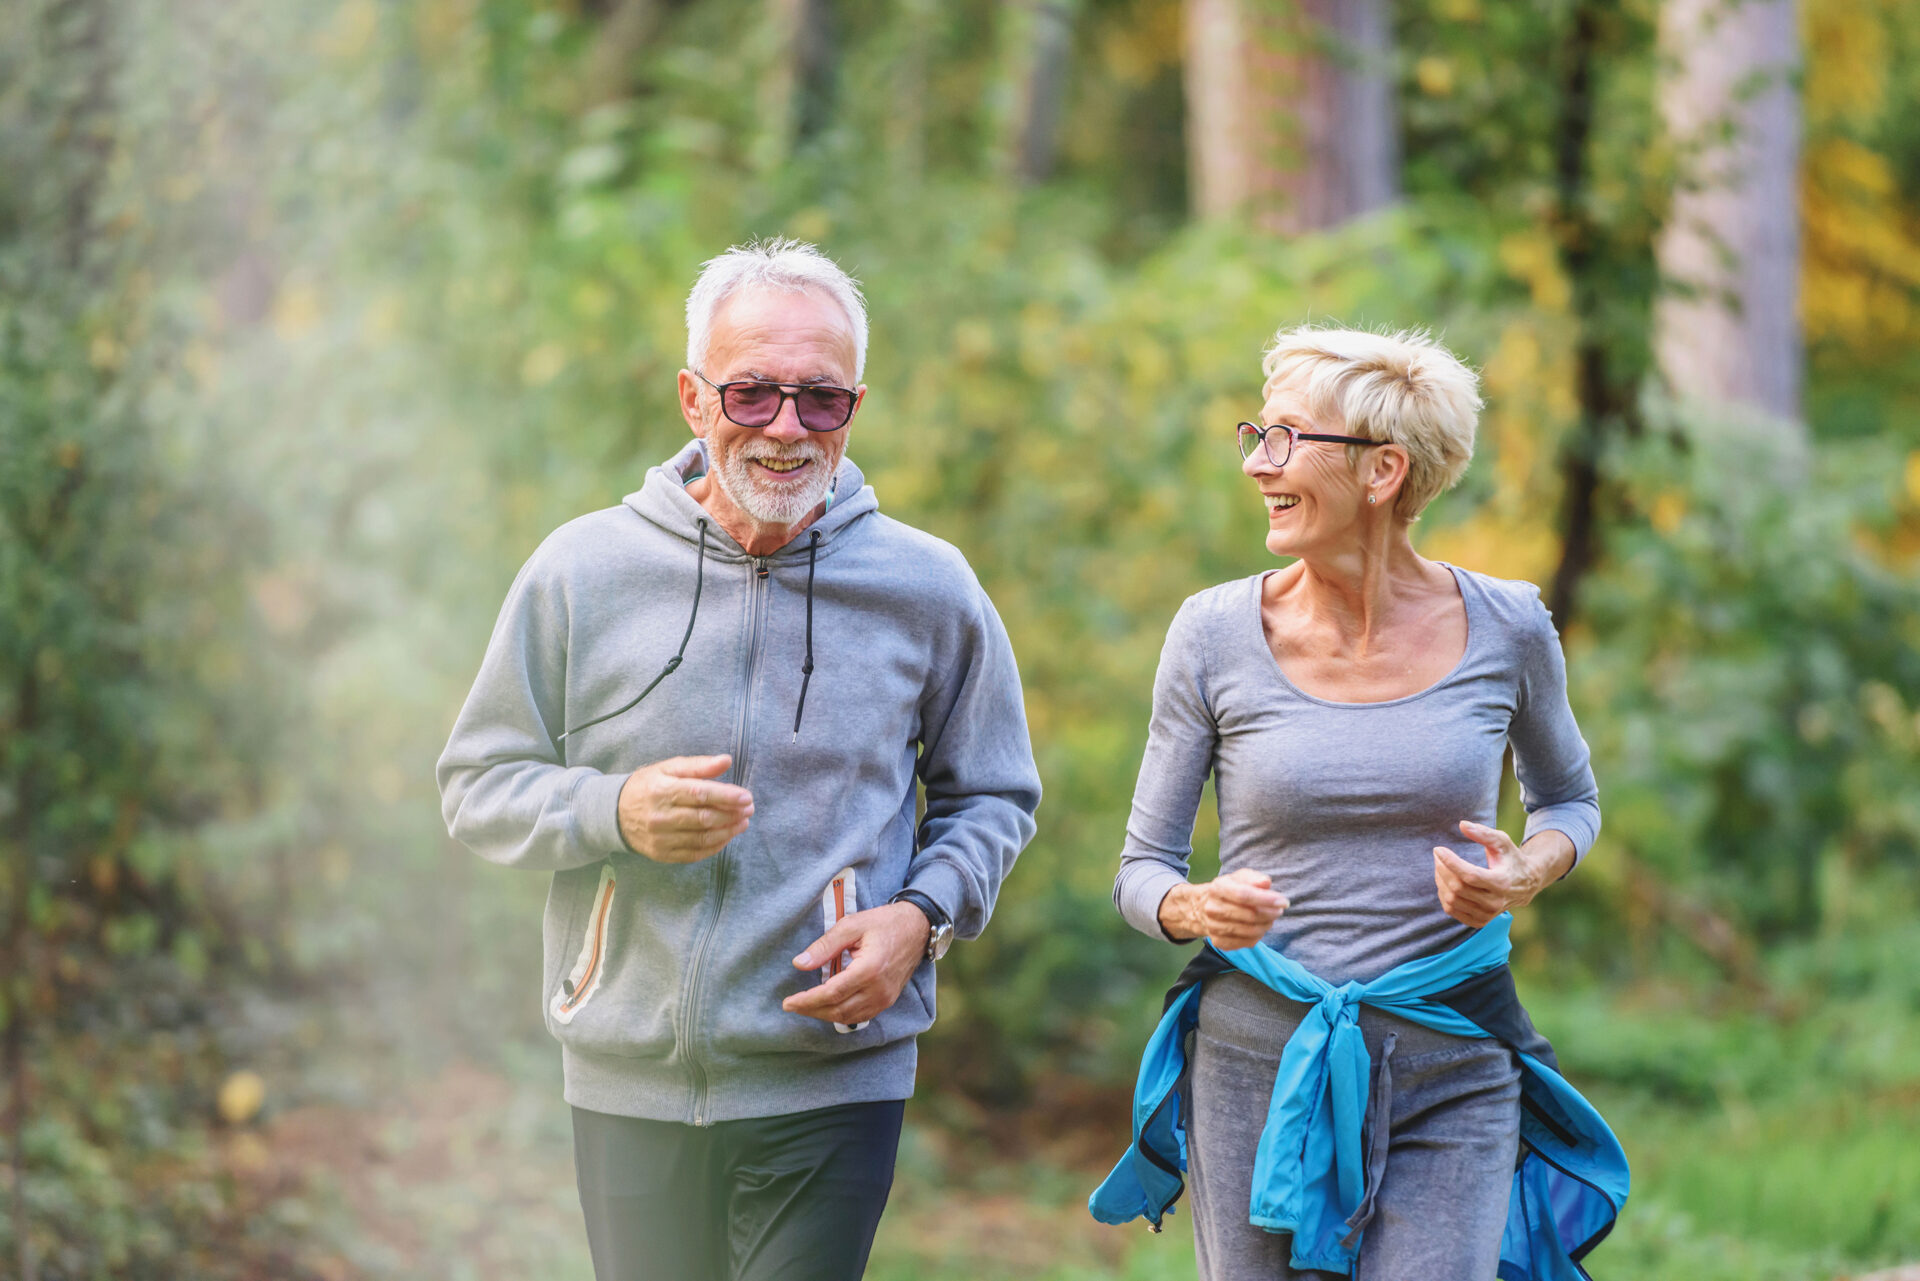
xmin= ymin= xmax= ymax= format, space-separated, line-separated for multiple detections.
xmin=721 ymin=384 xmax=782 ymax=426
xmin=795 ymin=387 xmax=854 ymax=430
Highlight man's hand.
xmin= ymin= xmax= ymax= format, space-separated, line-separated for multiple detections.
xmin=1157 ymin=869 xmax=1289 ymax=950
xmin=783 ymin=902 xmax=931 ymax=1026
xmin=617 ymin=755 xmax=754 ymax=864
xmin=1433 ymin=821 xmax=1575 ymax=928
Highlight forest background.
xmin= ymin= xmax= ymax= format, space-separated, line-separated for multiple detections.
xmin=5 ymin=0 xmax=1920 ymax=1277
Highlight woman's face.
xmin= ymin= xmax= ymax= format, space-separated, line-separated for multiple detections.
xmin=1243 ymin=372 xmax=1371 ymax=561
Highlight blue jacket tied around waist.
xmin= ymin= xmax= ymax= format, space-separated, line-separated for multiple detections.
xmin=1089 ymin=915 xmax=1628 ymax=1279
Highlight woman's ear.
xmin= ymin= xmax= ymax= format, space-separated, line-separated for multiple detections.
xmin=1370 ymin=445 xmax=1412 ymax=504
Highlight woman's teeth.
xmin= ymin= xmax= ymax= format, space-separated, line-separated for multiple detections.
xmin=1265 ymin=494 xmax=1300 ymax=512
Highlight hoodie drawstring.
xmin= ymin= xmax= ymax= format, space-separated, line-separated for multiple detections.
xmin=792 ymin=530 xmax=820 ymax=741
xmin=558 ymin=518 xmax=709 ymax=755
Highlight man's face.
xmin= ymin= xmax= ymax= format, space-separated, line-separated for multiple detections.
xmin=680 ymin=287 xmax=864 ymax=530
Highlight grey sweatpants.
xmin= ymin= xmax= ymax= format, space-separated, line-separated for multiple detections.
xmin=1188 ymin=972 xmax=1522 ymax=1281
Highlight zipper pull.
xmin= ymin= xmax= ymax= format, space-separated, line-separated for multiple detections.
xmin=755 ymin=559 xmax=769 ymax=580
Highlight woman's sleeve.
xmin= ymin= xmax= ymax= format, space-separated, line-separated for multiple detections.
xmin=1114 ymin=600 xmax=1221 ymax=940
xmin=1509 ymin=592 xmax=1602 ymax=870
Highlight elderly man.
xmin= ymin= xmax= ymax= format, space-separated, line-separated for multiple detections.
xmin=437 ymin=239 xmax=1041 ymax=1281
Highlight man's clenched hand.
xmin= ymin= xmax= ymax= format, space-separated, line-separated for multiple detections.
xmin=617 ymin=755 xmax=754 ymax=864
xmin=783 ymin=902 xmax=931 ymax=1026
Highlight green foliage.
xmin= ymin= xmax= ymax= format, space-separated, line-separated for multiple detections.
xmin=5 ymin=0 xmax=1920 ymax=1274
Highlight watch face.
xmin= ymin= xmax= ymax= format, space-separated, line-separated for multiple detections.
xmin=929 ymin=922 xmax=955 ymax=962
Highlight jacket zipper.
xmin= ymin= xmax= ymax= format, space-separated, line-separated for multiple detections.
xmin=678 ymin=555 xmax=771 ymax=1126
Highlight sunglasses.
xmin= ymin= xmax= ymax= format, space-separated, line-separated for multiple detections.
xmin=696 ymin=372 xmax=859 ymax=432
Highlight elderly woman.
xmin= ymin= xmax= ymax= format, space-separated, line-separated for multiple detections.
xmin=1090 ymin=327 xmax=1627 ymax=1280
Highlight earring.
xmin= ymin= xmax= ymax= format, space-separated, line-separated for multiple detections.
xmin=1367 ymin=493 xmax=1377 ymax=505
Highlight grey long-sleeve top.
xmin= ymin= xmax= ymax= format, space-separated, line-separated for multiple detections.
xmin=1113 ymin=565 xmax=1600 ymax=983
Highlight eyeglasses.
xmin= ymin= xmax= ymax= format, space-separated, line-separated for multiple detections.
xmin=696 ymin=372 xmax=859 ymax=432
xmin=1237 ymin=421 xmax=1382 ymax=468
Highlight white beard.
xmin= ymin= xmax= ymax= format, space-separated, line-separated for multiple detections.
xmin=712 ymin=437 xmax=835 ymax=526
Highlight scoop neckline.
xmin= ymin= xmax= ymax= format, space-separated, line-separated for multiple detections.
xmin=1248 ymin=562 xmax=1477 ymax=709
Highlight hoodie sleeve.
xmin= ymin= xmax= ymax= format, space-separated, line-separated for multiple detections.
xmin=905 ymin=579 xmax=1042 ymax=941
xmin=436 ymin=548 xmax=632 ymax=872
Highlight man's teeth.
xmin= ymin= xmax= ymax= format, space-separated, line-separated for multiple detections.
xmin=755 ymin=458 xmax=809 ymax=473
xmin=1266 ymin=494 xmax=1300 ymax=511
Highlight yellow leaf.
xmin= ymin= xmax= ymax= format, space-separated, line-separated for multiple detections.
xmin=1415 ymin=57 xmax=1455 ymax=98
xmin=320 ymin=0 xmax=379 ymax=60
xmin=218 ymin=1070 xmax=266 ymax=1126
xmin=271 ymin=283 xmax=321 ymax=341
xmin=521 ymin=342 xmax=568 ymax=387
xmin=1650 ymin=491 xmax=1687 ymax=535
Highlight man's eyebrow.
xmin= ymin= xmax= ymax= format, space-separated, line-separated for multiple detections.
xmin=734 ymin=370 xmax=842 ymax=386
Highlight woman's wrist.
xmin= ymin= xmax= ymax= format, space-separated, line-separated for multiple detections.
xmin=1157 ymin=882 xmax=1205 ymax=942
xmin=1512 ymin=830 xmax=1576 ymax=904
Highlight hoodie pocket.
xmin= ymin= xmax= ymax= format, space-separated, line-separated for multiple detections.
xmin=551 ymin=863 xmax=616 ymax=1025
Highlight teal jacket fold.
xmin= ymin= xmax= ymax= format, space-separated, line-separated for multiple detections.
xmin=1089 ymin=915 xmax=1629 ymax=1280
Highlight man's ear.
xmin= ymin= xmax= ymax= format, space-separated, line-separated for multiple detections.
xmin=678 ymin=369 xmax=707 ymax=436
xmin=841 ymin=385 xmax=868 ymax=432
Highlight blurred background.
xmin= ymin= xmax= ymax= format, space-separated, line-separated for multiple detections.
xmin=5 ymin=0 xmax=1920 ymax=1277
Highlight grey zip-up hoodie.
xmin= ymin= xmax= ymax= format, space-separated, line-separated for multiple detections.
xmin=437 ymin=441 xmax=1041 ymax=1125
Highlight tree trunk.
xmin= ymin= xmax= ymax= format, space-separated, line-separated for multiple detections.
xmin=578 ymin=0 xmax=668 ymax=109
xmin=5 ymin=673 xmax=36 ymax=1281
xmin=1545 ymin=1 xmax=1651 ymax=629
xmin=1653 ymin=0 xmax=1802 ymax=424
xmin=1183 ymin=0 xmax=1396 ymax=231
xmin=1008 ymin=0 xmax=1076 ymax=184
xmin=760 ymin=0 xmax=837 ymax=162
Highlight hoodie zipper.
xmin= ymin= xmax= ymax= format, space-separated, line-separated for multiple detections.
xmin=679 ymin=554 xmax=771 ymax=1126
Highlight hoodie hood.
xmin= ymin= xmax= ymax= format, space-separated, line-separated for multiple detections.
xmin=624 ymin=439 xmax=882 ymax=563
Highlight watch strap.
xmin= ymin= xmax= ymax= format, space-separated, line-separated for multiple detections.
xmin=888 ymin=888 xmax=949 ymax=930
xmin=889 ymin=888 xmax=952 ymax=961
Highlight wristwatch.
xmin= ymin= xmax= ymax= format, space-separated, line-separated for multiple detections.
xmin=889 ymin=889 xmax=954 ymax=962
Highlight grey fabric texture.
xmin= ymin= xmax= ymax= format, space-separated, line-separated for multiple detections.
xmin=1187 ymin=972 xmax=1521 ymax=1281
xmin=438 ymin=440 xmax=1041 ymax=1124
xmin=1113 ymin=566 xmax=1600 ymax=983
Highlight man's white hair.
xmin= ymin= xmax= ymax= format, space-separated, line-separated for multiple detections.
xmin=685 ymin=237 xmax=869 ymax=382
xmin=1262 ymin=325 xmax=1482 ymax=521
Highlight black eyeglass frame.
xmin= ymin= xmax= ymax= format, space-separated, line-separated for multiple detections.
xmin=695 ymin=371 xmax=861 ymax=432
xmin=1237 ymin=421 xmax=1384 ymax=468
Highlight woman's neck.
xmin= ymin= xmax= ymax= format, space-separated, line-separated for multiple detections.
xmin=1278 ymin=538 xmax=1434 ymax=654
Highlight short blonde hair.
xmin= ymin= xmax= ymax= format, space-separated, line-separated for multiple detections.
xmin=1261 ymin=325 xmax=1481 ymax=521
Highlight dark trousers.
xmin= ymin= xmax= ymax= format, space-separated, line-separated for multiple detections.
xmin=571 ymin=1099 xmax=905 ymax=1281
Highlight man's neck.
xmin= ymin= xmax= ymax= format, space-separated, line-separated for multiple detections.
xmin=683 ymin=473 xmax=825 ymax=557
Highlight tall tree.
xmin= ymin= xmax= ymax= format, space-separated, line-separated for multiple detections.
xmin=761 ymin=0 xmax=838 ymax=161
xmin=1183 ymin=0 xmax=1396 ymax=231
xmin=1653 ymin=0 xmax=1803 ymax=423
xmin=1007 ymin=0 xmax=1078 ymax=184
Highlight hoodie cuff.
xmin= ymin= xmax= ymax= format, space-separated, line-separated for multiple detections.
xmin=575 ymin=770 xmax=632 ymax=858
xmin=902 ymin=860 xmax=972 ymax=939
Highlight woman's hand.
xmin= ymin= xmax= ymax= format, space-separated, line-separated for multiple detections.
xmin=1433 ymin=821 xmax=1575 ymax=928
xmin=1158 ymin=869 xmax=1289 ymax=950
